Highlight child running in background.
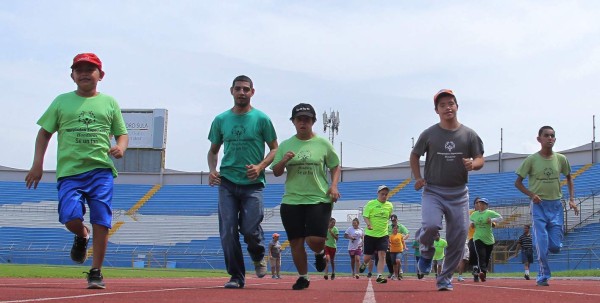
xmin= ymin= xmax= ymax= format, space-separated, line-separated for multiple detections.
xmin=344 ymin=218 xmax=364 ymax=279
xmin=470 ymin=197 xmax=503 ymax=282
xmin=324 ymin=218 xmax=339 ymax=280
xmin=389 ymin=225 xmax=405 ymax=280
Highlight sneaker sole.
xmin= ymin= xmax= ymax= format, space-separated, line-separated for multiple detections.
xmin=87 ymin=283 xmax=106 ymax=289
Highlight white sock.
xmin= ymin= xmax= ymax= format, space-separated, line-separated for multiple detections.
xmin=525 ymin=270 xmax=530 ymax=275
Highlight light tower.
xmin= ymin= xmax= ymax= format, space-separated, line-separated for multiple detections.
xmin=323 ymin=109 xmax=340 ymax=145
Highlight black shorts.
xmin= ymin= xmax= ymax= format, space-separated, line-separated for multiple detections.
xmin=280 ymin=202 xmax=333 ymax=240
xmin=363 ymin=235 xmax=389 ymax=255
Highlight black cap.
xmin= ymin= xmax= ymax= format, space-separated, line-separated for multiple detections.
xmin=291 ymin=103 xmax=316 ymax=120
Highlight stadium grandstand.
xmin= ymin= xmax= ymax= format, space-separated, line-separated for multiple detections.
xmin=1 ymin=142 xmax=599 ymax=274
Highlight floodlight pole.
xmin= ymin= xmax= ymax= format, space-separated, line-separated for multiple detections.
xmin=593 ymin=115 xmax=596 ymax=164
xmin=323 ymin=109 xmax=340 ymax=145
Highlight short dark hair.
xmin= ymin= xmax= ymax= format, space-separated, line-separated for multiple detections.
xmin=231 ymin=75 xmax=253 ymax=88
xmin=538 ymin=126 xmax=554 ymax=137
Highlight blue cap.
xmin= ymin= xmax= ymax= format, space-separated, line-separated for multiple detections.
xmin=478 ymin=198 xmax=489 ymax=204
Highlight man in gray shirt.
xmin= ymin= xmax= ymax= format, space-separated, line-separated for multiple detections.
xmin=410 ymin=89 xmax=484 ymax=291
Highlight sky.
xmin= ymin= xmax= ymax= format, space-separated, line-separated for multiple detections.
xmin=2 ymin=1 xmax=599 ymax=172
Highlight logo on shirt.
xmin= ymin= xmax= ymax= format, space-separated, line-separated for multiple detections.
xmin=78 ymin=111 xmax=96 ymax=129
xmin=544 ymin=168 xmax=554 ymax=178
xmin=231 ymin=125 xmax=246 ymax=139
xmin=297 ymin=150 xmax=311 ymax=162
xmin=444 ymin=141 xmax=456 ymax=152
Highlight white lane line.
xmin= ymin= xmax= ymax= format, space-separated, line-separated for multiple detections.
xmin=362 ymin=278 xmax=375 ymax=303
xmin=462 ymin=284 xmax=600 ymax=297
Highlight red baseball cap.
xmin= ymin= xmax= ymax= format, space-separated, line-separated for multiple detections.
xmin=71 ymin=53 xmax=102 ymax=71
xmin=433 ymin=89 xmax=456 ymax=106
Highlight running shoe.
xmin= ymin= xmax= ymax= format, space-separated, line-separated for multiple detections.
xmin=253 ymin=260 xmax=267 ymax=278
xmin=359 ymin=262 xmax=367 ymax=273
xmin=70 ymin=225 xmax=90 ymax=264
xmin=86 ymin=268 xmax=105 ymax=289
xmin=292 ymin=277 xmax=310 ymax=290
xmin=536 ymin=280 xmax=550 ymax=287
xmin=315 ymin=252 xmax=326 ymax=272
xmin=224 ymin=280 xmax=244 ymax=289
xmin=376 ymin=275 xmax=387 ymax=284
xmin=437 ymin=282 xmax=454 ymax=291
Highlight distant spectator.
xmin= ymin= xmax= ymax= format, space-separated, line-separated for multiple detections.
xmin=515 ymin=224 xmax=533 ymax=280
xmin=268 ymin=233 xmax=282 ymax=279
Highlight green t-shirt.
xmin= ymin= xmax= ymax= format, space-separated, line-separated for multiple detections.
xmin=470 ymin=209 xmax=502 ymax=245
xmin=388 ymin=222 xmax=409 ymax=236
xmin=271 ymin=135 xmax=339 ymax=205
xmin=515 ymin=152 xmax=571 ymax=200
xmin=326 ymin=226 xmax=339 ymax=248
xmin=208 ymin=108 xmax=277 ymax=185
xmin=412 ymin=240 xmax=421 ymax=257
xmin=37 ymin=92 xmax=127 ymax=179
xmin=433 ymin=238 xmax=447 ymax=260
xmin=363 ymin=199 xmax=393 ymax=238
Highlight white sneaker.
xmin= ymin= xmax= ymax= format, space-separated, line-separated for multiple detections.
xmin=390 ymin=275 xmax=397 ymax=280
xmin=457 ymin=275 xmax=465 ymax=282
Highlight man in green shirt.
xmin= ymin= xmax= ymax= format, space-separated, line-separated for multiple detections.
xmin=207 ymin=75 xmax=278 ymax=289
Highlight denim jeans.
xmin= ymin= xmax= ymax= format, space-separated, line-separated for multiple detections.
xmin=218 ymin=177 xmax=265 ymax=285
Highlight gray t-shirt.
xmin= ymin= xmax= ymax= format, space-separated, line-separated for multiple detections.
xmin=412 ymin=124 xmax=484 ymax=187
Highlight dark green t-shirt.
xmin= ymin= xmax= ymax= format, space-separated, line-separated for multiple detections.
xmin=208 ymin=108 xmax=277 ymax=185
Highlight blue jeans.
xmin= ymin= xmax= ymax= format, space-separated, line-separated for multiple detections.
xmin=218 ymin=178 xmax=265 ymax=285
xmin=531 ymin=199 xmax=563 ymax=283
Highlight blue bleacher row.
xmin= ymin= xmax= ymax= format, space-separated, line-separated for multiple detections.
xmin=3 ymin=224 xmax=599 ymax=272
xmin=2 ymin=164 xmax=599 ymax=212
xmin=1 ymin=163 xmax=600 ymax=271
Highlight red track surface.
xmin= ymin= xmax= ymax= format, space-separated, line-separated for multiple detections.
xmin=1 ymin=275 xmax=599 ymax=303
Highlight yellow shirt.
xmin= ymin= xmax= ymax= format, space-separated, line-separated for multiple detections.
xmin=390 ymin=233 xmax=404 ymax=253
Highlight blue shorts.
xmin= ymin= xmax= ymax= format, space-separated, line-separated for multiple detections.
xmin=57 ymin=168 xmax=114 ymax=228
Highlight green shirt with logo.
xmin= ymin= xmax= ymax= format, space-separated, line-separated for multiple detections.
xmin=470 ymin=209 xmax=502 ymax=245
xmin=37 ymin=92 xmax=127 ymax=179
xmin=515 ymin=152 xmax=571 ymax=200
xmin=208 ymin=108 xmax=277 ymax=185
xmin=363 ymin=199 xmax=393 ymax=238
xmin=271 ymin=135 xmax=339 ymax=205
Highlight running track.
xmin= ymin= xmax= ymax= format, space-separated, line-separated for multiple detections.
xmin=1 ymin=275 xmax=599 ymax=303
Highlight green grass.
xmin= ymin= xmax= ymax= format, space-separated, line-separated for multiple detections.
xmin=0 ymin=264 xmax=227 ymax=278
xmin=1 ymin=263 xmax=598 ymax=279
